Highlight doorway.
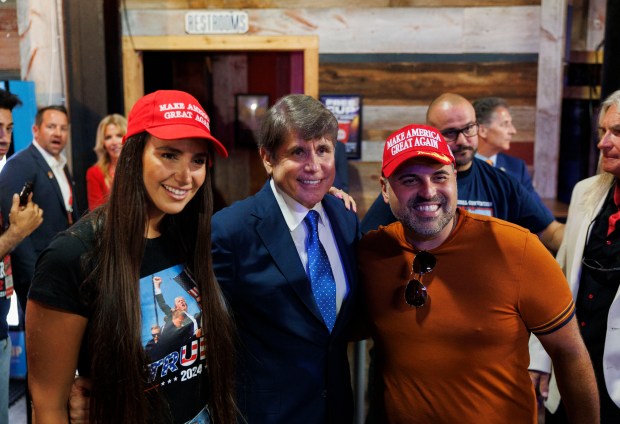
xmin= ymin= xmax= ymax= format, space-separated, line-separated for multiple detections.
xmin=122 ymin=35 xmax=319 ymax=206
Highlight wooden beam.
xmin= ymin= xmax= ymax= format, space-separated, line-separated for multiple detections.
xmin=126 ymin=34 xmax=319 ymax=52
xmin=586 ymin=0 xmax=606 ymax=51
xmin=122 ymin=35 xmax=320 ymax=109
xmin=361 ymin=105 xmax=535 ymax=138
xmin=304 ymin=46 xmax=319 ymax=97
xmin=319 ymin=61 xmax=538 ymax=103
xmin=123 ymin=0 xmax=392 ymax=8
xmin=123 ymin=7 xmax=541 ymax=54
xmin=122 ymin=37 xmax=144 ymax=114
xmin=123 ymin=1 xmax=540 ymax=8
xmin=0 ymin=9 xmax=19 ymax=71
xmin=533 ymin=0 xmax=566 ymax=198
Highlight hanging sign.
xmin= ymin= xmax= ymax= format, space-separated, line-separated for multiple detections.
xmin=185 ymin=11 xmax=249 ymax=34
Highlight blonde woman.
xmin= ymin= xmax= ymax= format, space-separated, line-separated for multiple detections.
xmin=86 ymin=114 xmax=127 ymax=209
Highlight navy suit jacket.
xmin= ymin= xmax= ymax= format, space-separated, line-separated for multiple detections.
xmin=495 ymin=153 xmax=537 ymax=198
xmin=494 ymin=153 xmax=555 ymax=215
xmin=0 ymin=144 xmax=80 ymax=290
xmin=212 ymin=181 xmax=360 ymax=424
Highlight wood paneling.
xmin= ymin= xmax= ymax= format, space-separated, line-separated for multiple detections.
xmin=570 ymin=0 xmax=605 ymax=51
xmin=347 ymin=161 xmax=382 ymax=218
xmin=320 ymin=61 xmax=538 ymax=104
xmin=359 ymin=105 xmax=535 ymax=144
xmin=122 ymin=35 xmax=319 ymax=111
xmin=534 ymin=0 xmax=566 ymax=198
xmin=0 ymin=9 xmax=19 ymax=71
xmin=394 ymin=0 xmax=539 ymax=5
xmin=124 ymin=0 xmax=539 ymax=9
xmin=124 ymin=7 xmax=541 ymax=54
xmin=124 ymin=0 xmax=390 ymax=8
xmin=118 ymin=1 xmax=574 ymax=203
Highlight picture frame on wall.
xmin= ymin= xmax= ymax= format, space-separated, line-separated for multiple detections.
xmin=235 ymin=94 xmax=269 ymax=148
xmin=320 ymin=94 xmax=362 ymax=159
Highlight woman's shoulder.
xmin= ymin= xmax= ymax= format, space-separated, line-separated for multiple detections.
xmin=31 ymin=216 xmax=100 ymax=316
xmin=50 ymin=214 xmax=100 ymax=254
xmin=86 ymin=164 xmax=105 ymax=179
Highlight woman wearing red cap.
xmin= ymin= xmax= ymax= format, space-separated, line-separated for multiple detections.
xmin=25 ymin=90 xmax=236 ymax=423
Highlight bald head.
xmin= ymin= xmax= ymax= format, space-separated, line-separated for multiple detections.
xmin=425 ymin=93 xmax=478 ymax=171
xmin=426 ymin=93 xmax=474 ymax=127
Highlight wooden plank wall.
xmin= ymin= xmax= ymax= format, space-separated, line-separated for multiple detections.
xmin=0 ymin=0 xmax=601 ymax=216
xmin=122 ymin=0 xmax=549 ymax=217
xmin=0 ymin=7 xmax=19 ymax=73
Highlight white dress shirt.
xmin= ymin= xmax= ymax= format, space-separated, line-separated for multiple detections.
xmin=32 ymin=140 xmax=73 ymax=212
xmin=269 ymin=178 xmax=349 ymax=313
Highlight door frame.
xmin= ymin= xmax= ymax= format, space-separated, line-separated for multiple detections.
xmin=122 ymin=35 xmax=319 ymax=113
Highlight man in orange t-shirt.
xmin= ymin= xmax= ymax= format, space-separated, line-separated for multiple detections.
xmin=359 ymin=123 xmax=599 ymax=423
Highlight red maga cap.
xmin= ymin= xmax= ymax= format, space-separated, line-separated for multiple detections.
xmin=123 ymin=90 xmax=227 ymax=158
xmin=382 ymin=124 xmax=454 ymax=177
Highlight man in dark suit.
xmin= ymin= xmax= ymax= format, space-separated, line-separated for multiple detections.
xmin=472 ymin=96 xmax=548 ymax=206
xmin=0 ymin=105 xmax=80 ymax=315
xmin=212 ymin=94 xmax=360 ymax=424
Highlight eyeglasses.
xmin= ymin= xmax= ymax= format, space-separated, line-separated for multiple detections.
xmin=581 ymin=258 xmax=620 ymax=273
xmin=440 ymin=123 xmax=479 ymax=142
xmin=152 ymin=333 xmax=160 ymax=339
xmin=580 ymin=218 xmax=620 ymax=273
xmin=405 ymin=251 xmax=437 ymax=307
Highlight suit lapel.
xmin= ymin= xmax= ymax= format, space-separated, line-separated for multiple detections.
xmin=496 ymin=154 xmax=508 ymax=173
xmin=28 ymin=145 xmax=70 ymax=222
xmin=253 ymin=183 xmax=325 ymax=324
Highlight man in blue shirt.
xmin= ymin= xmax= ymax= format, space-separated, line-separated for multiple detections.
xmin=362 ymin=93 xmax=564 ymax=252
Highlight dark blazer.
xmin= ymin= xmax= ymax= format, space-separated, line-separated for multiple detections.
xmin=493 ymin=153 xmax=556 ymax=216
xmin=495 ymin=153 xmax=537 ymax=198
xmin=212 ymin=181 xmax=360 ymax=424
xmin=0 ymin=144 xmax=80 ymax=301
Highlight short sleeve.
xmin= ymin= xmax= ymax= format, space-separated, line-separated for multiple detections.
xmin=28 ymin=232 xmax=93 ymax=317
xmin=507 ymin=176 xmax=554 ymax=234
xmin=518 ymin=233 xmax=575 ymax=335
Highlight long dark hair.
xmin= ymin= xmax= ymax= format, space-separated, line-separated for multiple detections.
xmin=87 ymin=132 xmax=236 ymax=423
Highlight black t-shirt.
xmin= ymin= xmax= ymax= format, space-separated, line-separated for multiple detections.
xmin=575 ymin=185 xmax=620 ymax=419
xmin=29 ymin=218 xmax=210 ymax=423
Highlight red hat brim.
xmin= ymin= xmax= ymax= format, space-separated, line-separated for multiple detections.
xmin=145 ymin=123 xmax=228 ymax=158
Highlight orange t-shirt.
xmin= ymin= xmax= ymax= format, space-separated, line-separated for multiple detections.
xmin=359 ymin=210 xmax=574 ymax=424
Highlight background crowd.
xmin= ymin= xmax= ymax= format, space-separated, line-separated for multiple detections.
xmin=0 ymin=86 xmax=618 ymax=423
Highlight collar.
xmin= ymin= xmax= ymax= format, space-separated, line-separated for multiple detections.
xmin=269 ymin=178 xmax=327 ymax=232
xmin=474 ymin=152 xmax=497 ymax=165
xmin=33 ymin=139 xmax=67 ymax=169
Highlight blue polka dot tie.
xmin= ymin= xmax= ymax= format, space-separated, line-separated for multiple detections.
xmin=304 ymin=210 xmax=337 ymax=332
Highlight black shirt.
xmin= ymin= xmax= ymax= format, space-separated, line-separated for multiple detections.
xmin=575 ymin=182 xmax=620 ymax=418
